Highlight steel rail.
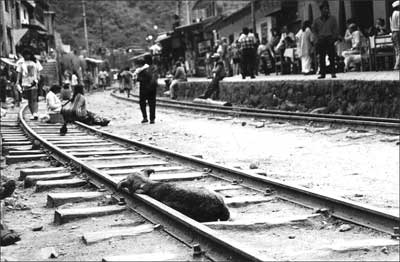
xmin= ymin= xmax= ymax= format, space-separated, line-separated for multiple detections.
xmin=74 ymin=113 xmax=399 ymax=235
xmin=111 ymin=92 xmax=400 ymax=129
xmin=18 ymin=105 xmax=270 ymax=262
xmin=20 ymin=104 xmax=399 ymax=237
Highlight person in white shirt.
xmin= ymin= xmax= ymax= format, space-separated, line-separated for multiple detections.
xmin=40 ymin=85 xmax=62 ymax=123
xmin=16 ymin=50 xmax=43 ymax=120
xmin=342 ymin=23 xmax=365 ymax=71
xmin=296 ymin=20 xmax=314 ymax=74
xmin=46 ymin=85 xmax=62 ymax=114
xmin=391 ymin=0 xmax=400 ymax=70
xmin=274 ymin=26 xmax=295 ymax=53
xmin=71 ymin=72 xmax=79 ymax=92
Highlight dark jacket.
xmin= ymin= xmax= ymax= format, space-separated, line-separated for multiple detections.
xmin=138 ymin=65 xmax=158 ymax=94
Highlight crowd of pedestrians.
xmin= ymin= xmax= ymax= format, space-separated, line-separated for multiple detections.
xmin=203 ymin=0 xmax=400 ymax=80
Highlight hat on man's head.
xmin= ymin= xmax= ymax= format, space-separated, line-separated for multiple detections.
xmin=393 ymin=0 xmax=400 ymax=8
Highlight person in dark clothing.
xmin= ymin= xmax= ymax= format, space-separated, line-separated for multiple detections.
xmin=198 ymin=53 xmax=225 ymax=100
xmin=137 ymin=55 xmax=158 ymax=124
xmin=312 ymin=0 xmax=339 ymax=79
xmin=9 ymin=67 xmax=20 ymax=107
xmin=238 ymin=27 xmax=256 ymax=79
xmin=60 ymin=84 xmax=110 ymax=135
xmin=0 ymin=62 xmax=9 ymax=104
xmin=0 ymin=179 xmax=21 ymax=246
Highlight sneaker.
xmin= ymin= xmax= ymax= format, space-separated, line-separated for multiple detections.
xmin=150 ymin=120 xmax=155 ymax=124
xmin=30 ymin=116 xmax=38 ymax=120
xmin=331 ymin=74 xmax=337 ymax=78
xmin=141 ymin=119 xmax=148 ymax=124
xmin=317 ymin=75 xmax=326 ymax=79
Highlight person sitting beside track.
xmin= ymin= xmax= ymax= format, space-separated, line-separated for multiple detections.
xmin=40 ymin=84 xmax=63 ymax=123
xmin=168 ymin=61 xmax=187 ymax=100
xmin=59 ymin=84 xmax=110 ymax=135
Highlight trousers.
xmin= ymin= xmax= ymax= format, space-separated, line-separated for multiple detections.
xmin=23 ymin=86 xmax=38 ymax=115
xmin=139 ymin=89 xmax=156 ymax=121
xmin=316 ymin=36 xmax=336 ymax=76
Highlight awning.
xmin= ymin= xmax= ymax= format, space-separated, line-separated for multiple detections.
xmin=23 ymin=19 xmax=48 ymax=31
xmin=85 ymin=57 xmax=104 ymax=64
xmin=37 ymin=30 xmax=48 ymax=35
xmin=176 ymin=16 xmax=220 ymax=31
xmin=22 ymin=0 xmax=36 ymax=8
xmin=12 ymin=28 xmax=29 ymax=45
xmin=128 ymin=52 xmax=151 ymax=61
xmin=155 ymin=33 xmax=171 ymax=43
xmin=175 ymin=21 xmax=203 ymax=31
xmin=0 ymin=57 xmax=17 ymax=67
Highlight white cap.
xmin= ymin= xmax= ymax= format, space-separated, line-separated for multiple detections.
xmin=393 ymin=1 xmax=400 ymax=8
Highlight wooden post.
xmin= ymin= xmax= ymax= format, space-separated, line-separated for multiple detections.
xmin=251 ymin=0 xmax=256 ymax=33
xmin=0 ymin=0 xmax=10 ymax=56
xmin=82 ymin=0 xmax=89 ymax=56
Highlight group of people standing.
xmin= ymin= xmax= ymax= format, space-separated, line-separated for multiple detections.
xmin=206 ymin=0 xmax=400 ymax=81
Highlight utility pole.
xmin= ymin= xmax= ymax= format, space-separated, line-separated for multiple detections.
xmin=177 ymin=0 xmax=182 ymax=24
xmin=82 ymin=0 xmax=89 ymax=56
xmin=100 ymin=15 xmax=104 ymax=46
xmin=251 ymin=0 xmax=256 ymax=33
xmin=185 ymin=0 xmax=191 ymax=25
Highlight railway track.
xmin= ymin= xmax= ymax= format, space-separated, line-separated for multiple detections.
xmin=111 ymin=91 xmax=400 ymax=130
xmin=1 ymin=103 xmax=399 ymax=261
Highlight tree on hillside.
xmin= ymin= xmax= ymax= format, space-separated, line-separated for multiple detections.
xmin=49 ymin=0 xmax=176 ymax=51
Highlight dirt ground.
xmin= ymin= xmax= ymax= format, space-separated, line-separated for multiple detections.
xmin=1 ymin=95 xmax=399 ymax=261
xmin=87 ymin=90 xmax=399 ymax=216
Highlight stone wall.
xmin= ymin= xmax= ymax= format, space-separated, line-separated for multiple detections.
xmin=171 ymin=80 xmax=400 ymax=118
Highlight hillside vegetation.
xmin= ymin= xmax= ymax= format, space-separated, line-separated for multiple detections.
xmin=49 ymin=0 xmax=177 ymax=51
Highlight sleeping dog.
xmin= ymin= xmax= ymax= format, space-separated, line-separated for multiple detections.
xmin=117 ymin=169 xmax=230 ymax=222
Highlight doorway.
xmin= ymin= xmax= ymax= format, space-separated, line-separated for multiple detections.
xmin=351 ymin=0 xmax=373 ymax=31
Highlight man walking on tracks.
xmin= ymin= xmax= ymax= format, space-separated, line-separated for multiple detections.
xmin=16 ymin=49 xmax=43 ymax=120
xmin=137 ymin=54 xmax=158 ymax=124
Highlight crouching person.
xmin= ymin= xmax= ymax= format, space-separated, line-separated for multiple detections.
xmin=117 ymin=169 xmax=230 ymax=222
xmin=60 ymin=84 xmax=110 ymax=135
xmin=168 ymin=61 xmax=187 ymax=100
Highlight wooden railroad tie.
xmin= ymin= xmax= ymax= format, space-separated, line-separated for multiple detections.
xmin=19 ymin=167 xmax=66 ymax=180
xmin=54 ymin=205 xmax=127 ymax=224
xmin=47 ymin=192 xmax=105 ymax=207
xmin=35 ymin=178 xmax=87 ymax=192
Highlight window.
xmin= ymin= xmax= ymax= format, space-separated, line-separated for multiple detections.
xmin=16 ymin=2 xmax=20 ymax=20
xmin=5 ymin=0 xmax=9 ymax=12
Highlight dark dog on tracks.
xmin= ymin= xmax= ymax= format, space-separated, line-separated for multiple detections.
xmin=117 ymin=169 xmax=230 ymax=222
